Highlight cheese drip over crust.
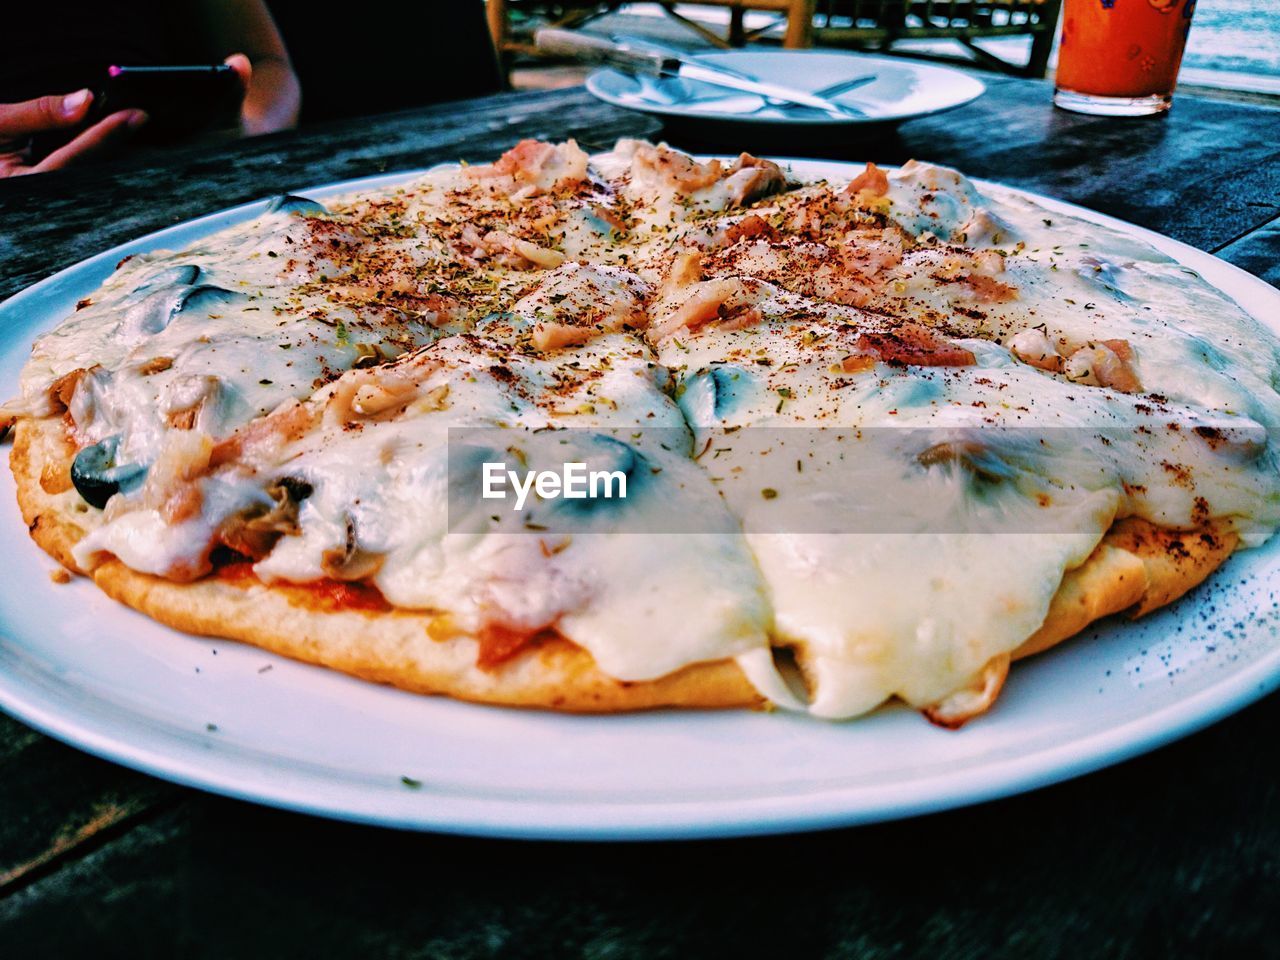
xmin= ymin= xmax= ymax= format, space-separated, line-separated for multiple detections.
xmin=12 ymin=139 xmax=1280 ymax=721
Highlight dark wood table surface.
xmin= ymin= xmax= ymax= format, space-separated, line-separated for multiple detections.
xmin=2 ymin=77 xmax=1279 ymax=959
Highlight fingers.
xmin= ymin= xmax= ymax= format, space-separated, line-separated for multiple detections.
xmin=29 ymin=109 xmax=147 ymax=174
xmin=0 ymin=89 xmax=95 ymax=139
xmin=224 ymin=53 xmax=253 ymax=93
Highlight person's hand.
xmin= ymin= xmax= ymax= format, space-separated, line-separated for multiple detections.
xmin=0 ymin=90 xmax=146 ymax=177
xmin=223 ymin=51 xmax=299 ymax=136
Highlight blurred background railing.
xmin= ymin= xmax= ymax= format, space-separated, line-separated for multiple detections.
xmin=489 ymin=0 xmax=1061 ymax=78
xmin=812 ymin=1 xmax=1060 ymax=77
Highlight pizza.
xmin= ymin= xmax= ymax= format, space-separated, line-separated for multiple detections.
xmin=4 ymin=139 xmax=1278 ymax=726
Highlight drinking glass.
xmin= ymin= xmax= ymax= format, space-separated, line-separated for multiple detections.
xmin=1054 ymin=0 xmax=1198 ymax=116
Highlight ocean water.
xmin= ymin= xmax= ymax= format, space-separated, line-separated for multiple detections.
xmin=1182 ymin=0 xmax=1280 ymax=78
xmin=602 ymin=2 xmax=1280 ymax=85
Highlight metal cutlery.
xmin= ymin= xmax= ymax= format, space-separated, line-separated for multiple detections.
xmin=536 ymin=28 xmax=874 ymax=120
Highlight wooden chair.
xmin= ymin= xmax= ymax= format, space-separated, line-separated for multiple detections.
xmin=657 ymin=1 xmax=816 ymax=49
xmin=487 ymin=0 xmax=816 ymax=63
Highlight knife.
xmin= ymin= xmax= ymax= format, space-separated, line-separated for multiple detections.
xmin=535 ymin=28 xmax=868 ymax=120
xmin=608 ymin=34 xmax=879 ymax=110
xmin=607 ymin=36 xmax=880 ymax=96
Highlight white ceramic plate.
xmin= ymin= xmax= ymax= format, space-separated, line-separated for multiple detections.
xmin=586 ymin=50 xmax=986 ymax=125
xmin=2 ymin=162 xmax=1279 ymax=840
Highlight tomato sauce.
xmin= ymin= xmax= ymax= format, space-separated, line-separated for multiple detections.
xmin=215 ymin=559 xmax=546 ymax=667
xmin=216 ymin=560 xmax=390 ymax=612
xmin=475 ymin=623 xmax=555 ymax=670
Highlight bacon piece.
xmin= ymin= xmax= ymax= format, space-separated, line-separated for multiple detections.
xmin=836 ymin=355 xmax=877 ymax=374
xmin=710 ymin=214 xmax=779 ymax=249
xmin=138 ymin=356 xmax=174 ymax=375
xmin=844 ymin=162 xmax=890 ymax=198
xmin=48 ymin=367 xmax=89 ymax=414
xmin=1101 ymin=338 xmax=1134 ymax=362
xmin=666 ymin=251 xmax=704 ymax=291
xmin=721 ymin=154 xmax=787 ymax=207
xmin=1064 ymin=341 xmax=1142 ymax=393
xmin=531 ymin=322 xmax=594 ymax=351
xmin=961 ymin=272 xmax=1018 ymax=302
xmin=651 ymin=278 xmax=763 ymax=339
xmin=160 ymin=374 xmax=223 ymax=434
xmin=324 ymin=368 xmax=422 ymax=425
xmin=969 ymin=249 xmax=1007 ymax=275
xmin=842 ymin=232 xmax=904 ymax=277
xmin=633 ymin=144 xmax=724 ymax=194
xmin=630 ymin=145 xmax=784 ymax=207
xmin=958 ymin=207 xmax=1011 ymax=246
xmin=857 ymin=322 xmax=977 ymax=367
xmin=457 ymin=223 xmax=489 ymax=260
xmin=1091 ymin=342 xmax=1143 ymax=393
xmin=161 ymin=483 xmax=204 ymax=524
xmin=493 ymin=139 xmax=555 ymax=178
xmin=700 ymin=231 xmax=902 ymax=310
xmin=467 ymin=139 xmax=589 ymax=196
xmin=1009 ymin=328 xmax=1063 ymax=372
xmin=530 ymin=304 xmax=647 ymax=351
xmin=350 ymin=382 xmax=410 ymax=417
xmin=210 ymin=400 xmax=317 ymax=469
xmin=167 ymin=407 xmax=198 ymax=430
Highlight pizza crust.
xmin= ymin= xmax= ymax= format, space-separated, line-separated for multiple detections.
xmin=11 ymin=414 xmax=94 ymax=574
xmin=9 ymin=415 xmax=1241 ymax=718
xmin=89 ymin=559 xmax=762 ymax=712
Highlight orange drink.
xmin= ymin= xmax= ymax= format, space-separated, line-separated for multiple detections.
xmin=1055 ymin=0 xmax=1198 ymax=116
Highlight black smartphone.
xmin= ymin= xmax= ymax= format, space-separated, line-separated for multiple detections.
xmin=89 ymin=64 xmax=243 ymax=137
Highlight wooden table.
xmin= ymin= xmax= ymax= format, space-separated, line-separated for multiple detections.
xmin=2 ymin=78 xmax=1279 ymax=956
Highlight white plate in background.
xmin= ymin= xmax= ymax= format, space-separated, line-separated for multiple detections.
xmin=587 ymin=50 xmax=986 ymax=125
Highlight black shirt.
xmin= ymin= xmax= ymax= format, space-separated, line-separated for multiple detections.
xmin=264 ymin=1 xmax=503 ymax=123
xmin=1 ymin=2 xmax=195 ymax=103
xmin=1 ymin=1 xmax=503 ymax=123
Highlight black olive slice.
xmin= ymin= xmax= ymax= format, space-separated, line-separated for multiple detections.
xmin=144 ymin=264 xmax=201 ymax=289
xmin=176 ymin=285 xmax=246 ymax=314
xmin=70 ymin=435 xmax=149 ymax=509
xmin=266 ymin=194 xmax=326 ymax=215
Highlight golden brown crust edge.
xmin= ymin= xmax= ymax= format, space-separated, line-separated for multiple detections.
xmin=926 ymin=520 xmax=1237 ymax=726
xmin=89 ymin=560 xmax=761 ymax=712
xmin=11 ymin=415 xmax=90 ymax=574
xmin=10 ymin=416 xmax=1240 ymax=717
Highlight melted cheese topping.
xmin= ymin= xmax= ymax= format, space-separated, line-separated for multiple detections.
xmin=252 ymin=334 xmax=771 ymax=679
xmin=15 ymin=139 xmax=1280 ymax=720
